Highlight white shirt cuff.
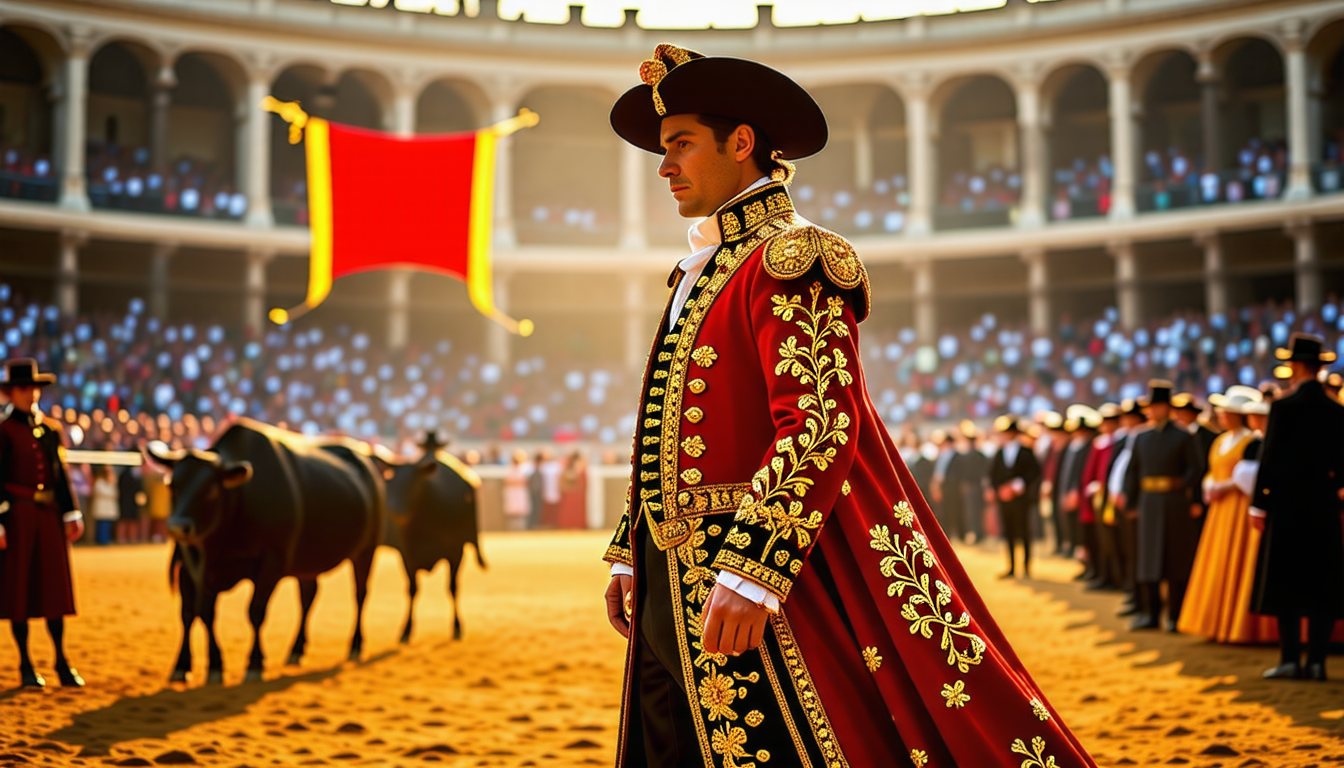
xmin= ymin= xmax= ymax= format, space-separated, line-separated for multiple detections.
xmin=610 ymin=563 xmax=634 ymax=577
xmin=1249 ymin=506 xmax=1268 ymax=519
xmin=63 ymin=510 xmax=83 ymax=523
xmin=716 ymin=570 xmax=781 ymax=613
xmin=1231 ymin=461 xmax=1259 ymax=498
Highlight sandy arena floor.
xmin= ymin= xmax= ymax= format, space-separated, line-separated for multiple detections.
xmin=0 ymin=532 xmax=1340 ymax=767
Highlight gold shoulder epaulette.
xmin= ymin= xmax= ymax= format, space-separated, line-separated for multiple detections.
xmin=762 ymin=224 xmax=870 ymax=318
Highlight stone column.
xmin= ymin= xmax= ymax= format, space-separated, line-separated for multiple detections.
xmin=491 ymin=96 xmax=519 ymax=249
xmin=1014 ymin=74 xmax=1046 ymax=228
xmin=486 ymin=272 xmax=511 ymax=364
xmin=242 ymin=68 xmax=273 ymax=227
xmin=624 ymin=274 xmax=646 ymax=369
xmin=1197 ymin=51 xmax=1221 ymax=175
xmin=148 ymin=242 xmax=176 ymax=320
xmin=1194 ymin=231 xmax=1228 ymax=318
xmin=1107 ymin=240 xmax=1141 ymax=331
xmin=149 ymin=63 xmax=177 ymax=175
xmin=57 ymin=28 xmax=91 ymax=212
xmin=1283 ymin=20 xmax=1313 ymax=200
xmin=619 ymin=141 xmax=647 ymax=251
xmin=911 ymin=260 xmax=936 ymax=344
xmin=387 ymin=269 xmax=412 ymax=350
xmin=854 ymin=116 xmax=873 ymax=192
xmin=1286 ymin=220 xmax=1322 ymax=314
xmin=243 ymin=249 xmax=272 ymax=338
xmin=1106 ymin=58 xmax=1136 ymax=220
xmin=1022 ymin=248 xmax=1051 ymax=335
xmin=900 ymin=73 xmax=932 ymax=236
xmin=55 ymin=229 xmax=85 ymax=316
xmin=391 ymin=82 xmax=417 ymax=138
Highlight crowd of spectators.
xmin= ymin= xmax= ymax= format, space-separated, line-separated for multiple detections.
xmin=1051 ymin=155 xmax=1112 ymax=220
xmin=0 ymin=143 xmax=58 ymax=202
xmin=939 ymin=166 xmax=1022 ymax=216
xmin=1140 ymin=139 xmax=1289 ymax=210
xmin=84 ymin=142 xmax=248 ymax=220
xmin=3 ymin=281 xmax=1344 ymax=459
xmin=793 ymin=176 xmax=911 ymax=236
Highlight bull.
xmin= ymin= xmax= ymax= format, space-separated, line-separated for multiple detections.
xmin=376 ymin=435 xmax=484 ymax=642
xmin=157 ymin=419 xmax=383 ymax=684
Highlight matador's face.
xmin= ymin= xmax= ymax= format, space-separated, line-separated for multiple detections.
xmin=657 ymin=114 xmax=752 ymax=219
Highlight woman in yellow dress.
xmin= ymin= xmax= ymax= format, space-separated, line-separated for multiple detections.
xmin=1177 ymin=385 xmax=1279 ymax=643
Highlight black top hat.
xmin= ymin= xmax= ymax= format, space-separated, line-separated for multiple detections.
xmin=1170 ymin=392 xmax=1202 ymax=412
xmin=1120 ymin=398 xmax=1142 ymax=416
xmin=419 ymin=431 xmax=449 ymax=454
xmin=1139 ymin=379 xmax=1173 ymax=407
xmin=1275 ymin=332 xmax=1336 ymax=366
xmin=993 ymin=415 xmax=1021 ymax=434
xmin=610 ymin=44 xmax=828 ymax=161
xmin=0 ymin=358 xmax=56 ymax=387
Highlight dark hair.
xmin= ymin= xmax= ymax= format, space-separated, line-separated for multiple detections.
xmin=694 ymin=114 xmax=795 ymax=185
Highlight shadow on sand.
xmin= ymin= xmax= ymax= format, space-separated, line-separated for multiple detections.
xmin=46 ymin=649 xmax=399 ymax=757
xmin=1023 ymin=565 xmax=1344 ymax=736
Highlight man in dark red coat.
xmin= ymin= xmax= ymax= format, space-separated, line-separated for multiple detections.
xmin=0 ymin=358 xmax=85 ymax=688
xmin=602 ymin=44 xmax=1095 ymax=767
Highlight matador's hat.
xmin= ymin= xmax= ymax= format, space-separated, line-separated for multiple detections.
xmin=0 ymin=358 xmax=56 ymax=387
xmin=610 ymin=44 xmax=828 ymax=160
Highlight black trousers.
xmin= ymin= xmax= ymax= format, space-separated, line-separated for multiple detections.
xmin=628 ymin=525 xmax=699 ymax=768
xmin=1278 ymin=614 xmax=1336 ymax=667
xmin=1001 ymin=501 xmax=1031 ymax=574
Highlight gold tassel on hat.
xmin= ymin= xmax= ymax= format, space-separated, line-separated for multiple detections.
xmin=639 ymin=43 xmax=702 ymax=116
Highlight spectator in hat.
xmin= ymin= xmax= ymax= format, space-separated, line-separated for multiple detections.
xmin=1252 ymin=333 xmax=1344 ymax=680
xmin=1177 ymin=386 xmax=1277 ymax=643
xmin=988 ymin=415 xmax=1040 ymax=578
xmin=1106 ymin=399 xmax=1147 ymax=615
xmin=1080 ymin=404 xmax=1122 ymax=589
xmin=1122 ymin=379 xmax=1205 ymax=632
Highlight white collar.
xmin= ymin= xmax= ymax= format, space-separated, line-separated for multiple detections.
xmin=686 ymin=176 xmax=772 ymax=254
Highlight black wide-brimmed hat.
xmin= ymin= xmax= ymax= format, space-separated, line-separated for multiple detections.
xmin=0 ymin=358 xmax=56 ymax=387
xmin=419 ymin=431 xmax=449 ymax=454
xmin=1170 ymin=392 xmax=1203 ymax=413
xmin=993 ymin=415 xmax=1021 ymax=434
xmin=1139 ymin=379 xmax=1174 ymax=407
xmin=1274 ymin=332 xmax=1336 ymax=365
xmin=610 ymin=44 xmax=828 ymax=160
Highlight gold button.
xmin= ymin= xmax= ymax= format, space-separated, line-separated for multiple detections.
xmin=680 ymin=468 xmax=703 ymax=485
xmin=688 ymin=378 xmax=707 ymax=395
xmin=36 ymin=483 xmax=44 ymax=490
xmin=685 ymin=407 xmax=704 ymax=424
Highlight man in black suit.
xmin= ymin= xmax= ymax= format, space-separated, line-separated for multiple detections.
xmin=1122 ymin=380 xmax=1204 ymax=632
xmin=1252 ymin=333 xmax=1344 ymax=681
xmin=989 ymin=415 xmax=1041 ymax=579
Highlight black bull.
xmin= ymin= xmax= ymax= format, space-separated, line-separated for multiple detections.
xmin=159 ymin=421 xmax=484 ymax=683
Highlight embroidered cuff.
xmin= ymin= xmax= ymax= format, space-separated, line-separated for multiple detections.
xmin=63 ymin=510 xmax=83 ymax=523
xmin=604 ymin=543 xmax=633 ymax=567
xmin=715 ymin=570 xmax=780 ymax=613
xmin=610 ymin=563 xmax=634 ymax=578
xmin=712 ymin=549 xmax=794 ymax=602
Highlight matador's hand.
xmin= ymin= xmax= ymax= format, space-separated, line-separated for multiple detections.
xmin=66 ymin=518 xmax=85 ymax=543
xmin=605 ymin=574 xmax=633 ymax=638
xmin=702 ymin=584 xmax=769 ymax=658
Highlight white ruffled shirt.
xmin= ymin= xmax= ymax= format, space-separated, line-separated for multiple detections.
xmin=613 ymin=177 xmax=781 ymax=612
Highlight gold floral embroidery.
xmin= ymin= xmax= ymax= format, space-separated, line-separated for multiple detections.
xmin=869 ymin=501 xmax=986 ymax=677
xmin=1010 ymin=736 xmax=1058 ymax=768
xmin=862 ymin=646 xmax=882 ymax=672
xmin=682 ymin=435 xmax=707 ymax=458
xmin=745 ymin=710 xmax=765 ymax=727
xmin=773 ymin=550 xmax=790 ymax=567
xmin=841 ymin=480 xmax=851 ymax=496
xmin=699 ymin=671 xmax=739 ymax=721
xmin=689 ymin=378 xmax=707 ymax=394
xmin=692 ymin=346 xmax=719 ymax=368
xmin=721 ymin=212 xmax=742 ymax=239
xmin=910 ymin=749 xmax=929 ymax=767
xmin=686 ymin=407 xmax=704 ymax=424
xmin=731 ymin=281 xmax=854 ymax=561
xmin=682 ymin=468 xmax=704 ymax=486
xmin=1030 ymin=698 xmax=1051 ymax=721
xmin=941 ymin=680 xmax=970 ymax=709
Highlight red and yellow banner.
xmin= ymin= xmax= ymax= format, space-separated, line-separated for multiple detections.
xmin=265 ymin=98 xmax=536 ymax=335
